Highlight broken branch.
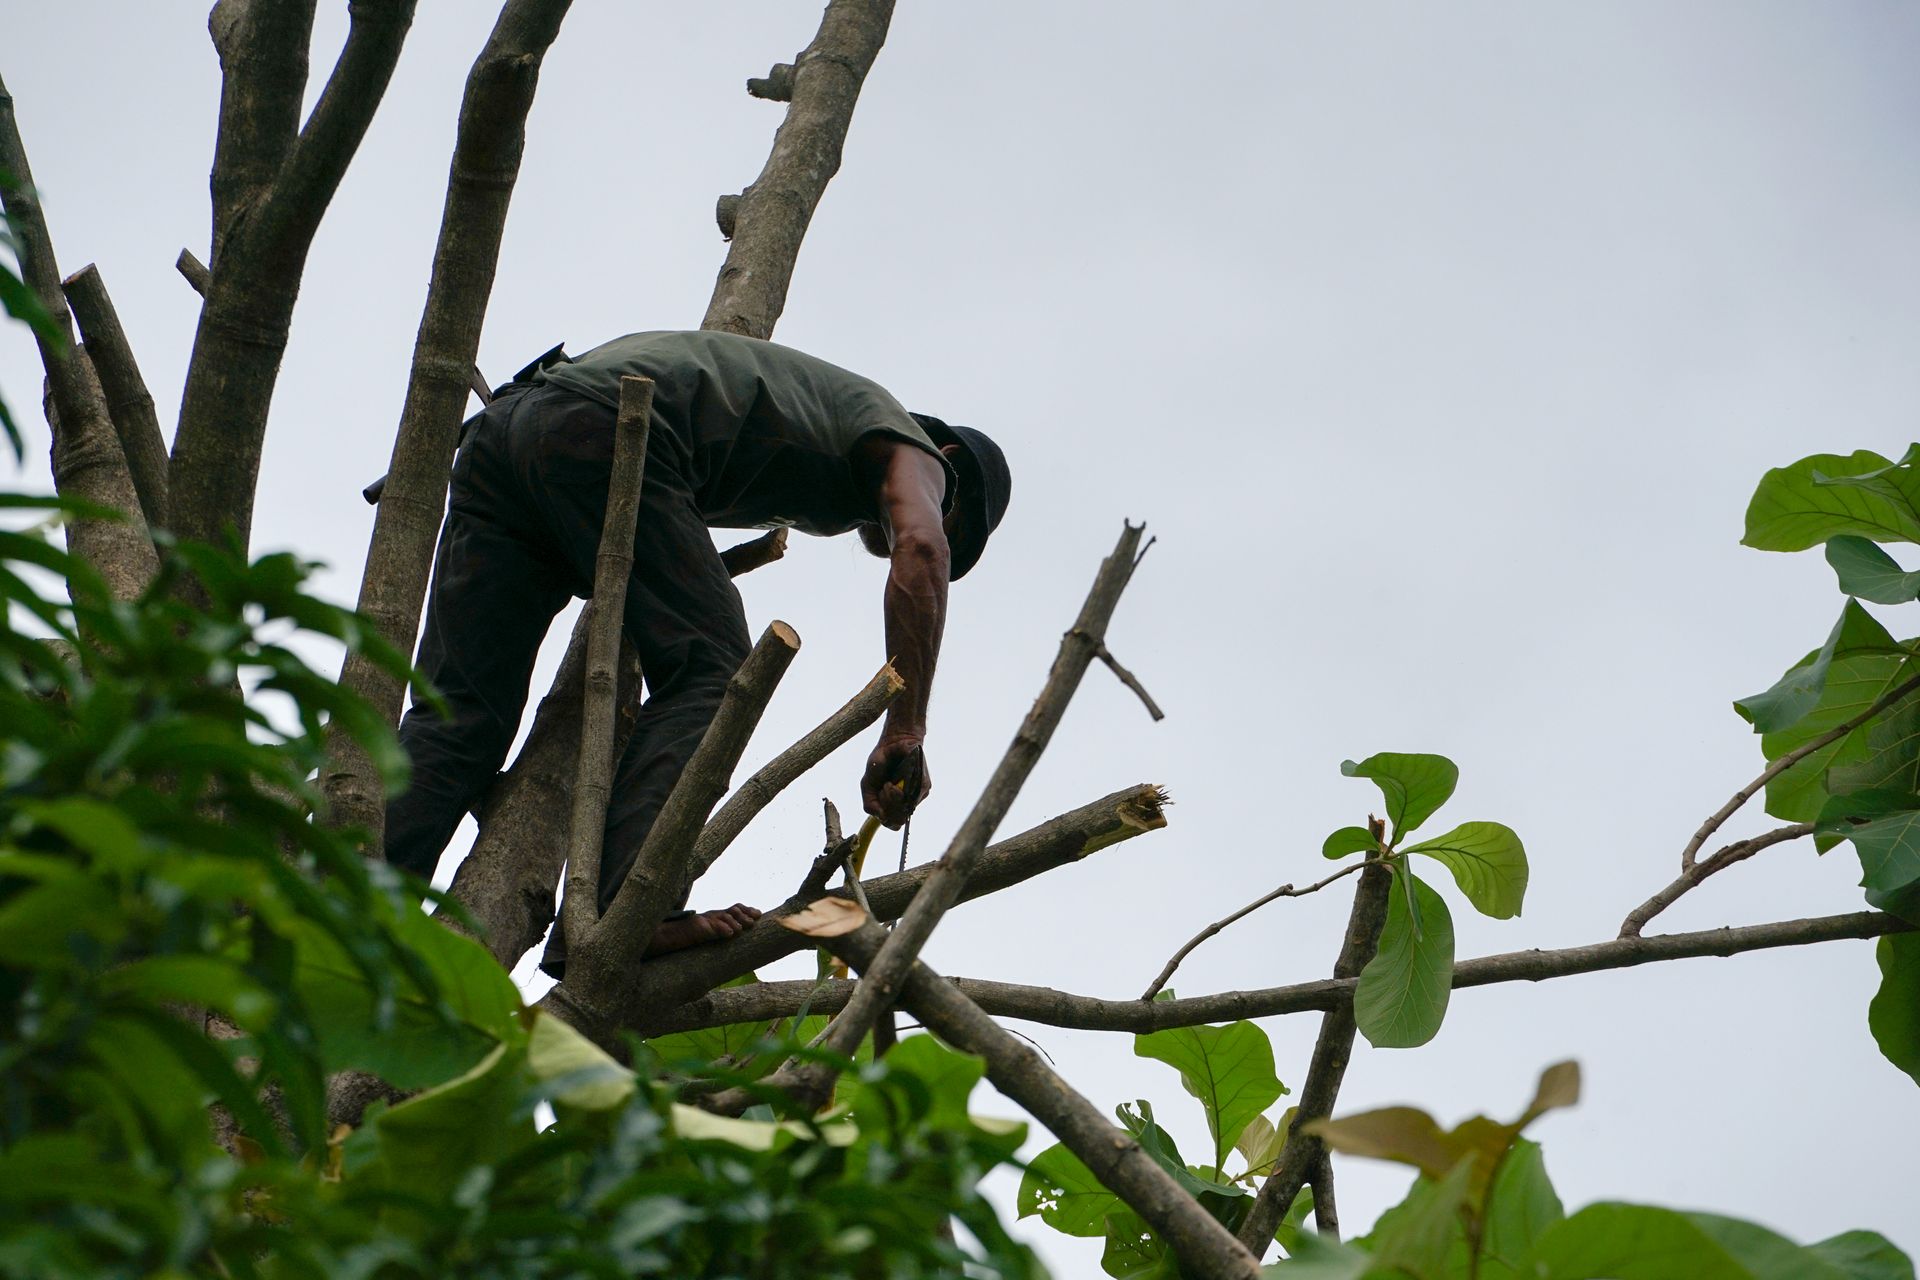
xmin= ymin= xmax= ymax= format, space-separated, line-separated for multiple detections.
xmin=62 ymin=265 xmax=170 ymax=531
xmin=690 ymin=662 xmax=903 ymax=882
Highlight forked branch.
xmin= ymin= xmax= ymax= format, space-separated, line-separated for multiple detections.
xmin=1681 ymin=671 xmax=1920 ymax=869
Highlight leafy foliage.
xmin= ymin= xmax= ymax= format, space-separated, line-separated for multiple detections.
xmin=0 ymin=510 xmax=1040 ymax=1279
xmin=1325 ymin=753 xmax=1526 ymax=1048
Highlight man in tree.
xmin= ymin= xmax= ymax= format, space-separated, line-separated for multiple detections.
xmin=382 ymin=330 xmax=1011 ymax=962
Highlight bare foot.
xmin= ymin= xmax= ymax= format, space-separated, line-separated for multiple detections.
xmin=643 ymin=903 xmax=762 ymax=957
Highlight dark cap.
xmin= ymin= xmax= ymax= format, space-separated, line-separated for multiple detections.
xmin=911 ymin=413 xmax=1010 ymax=581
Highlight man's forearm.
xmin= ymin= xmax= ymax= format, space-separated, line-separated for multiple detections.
xmin=882 ymin=536 xmax=948 ymax=735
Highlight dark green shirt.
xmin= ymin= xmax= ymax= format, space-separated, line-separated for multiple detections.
xmin=534 ymin=330 xmax=952 ymax=536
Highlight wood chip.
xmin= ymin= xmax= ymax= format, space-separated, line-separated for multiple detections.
xmin=777 ymin=896 xmax=867 ymax=938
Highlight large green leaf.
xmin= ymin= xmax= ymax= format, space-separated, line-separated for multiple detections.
xmin=1404 ymin=822 xmax=1528 ymax=919
xmin=366 ymin=1042 xmax=538 ymax=1192
xmin=291 ymin=918 xmax=508 ymax=1090
xmin=1018 ymin=1142 xmax=1119 ymax=1237
xmin=1743 ymin=448 xmax=1920 ymax=552
xmin=1737 ymin=602 xmax=1905 ymax=735
xmin=1525 ymin=1204 xmax=1909 ymax=1280
xmin=1827 ymin=536 xmax=1920 ymax=605
xmin=526 ymin=1009 xmax=635 ymax=1112
xmin=1869 ymin=931 xmax=1920 ymax=1087
xmin=1351 ymin=1140 xmax=1565 ymax=1280
xmin=1342 ymin=754 xmax=1459 ymax=843
xmin=1355 ymin=872 xmax=1455 ymax=1048
xmin=1134 ymin=1020 xmax=1286 ymax=1171
xmin=1366 ymin=1160 xmax=1476 ymax=1280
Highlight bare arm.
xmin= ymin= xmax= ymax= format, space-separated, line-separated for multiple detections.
xmin=860 ymin=439 xmax=951 ymax=826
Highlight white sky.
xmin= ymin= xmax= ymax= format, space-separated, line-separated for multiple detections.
xmin=7 ymin=2 xmax=1920 ymax=1271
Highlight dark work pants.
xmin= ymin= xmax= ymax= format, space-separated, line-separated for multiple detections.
xmin=385 ymin=384 xmax=751 ymax=921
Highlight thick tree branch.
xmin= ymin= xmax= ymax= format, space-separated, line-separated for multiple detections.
xmin=325 ymin=0 xmax=573 ymax=848
xmin=825 ymin=920 xmax=1265 ymax=1280
xmin=576 ymin=784 xmax=1169 ymax=1044
xmin=61 ymin=265 xmax=169 ymax=532
xmin=1622 ymin=822 xmax=1812 ymax=938
xmin=1681 ymin=672 xmax=1920 ymax=869
xmin=170 ymin=0 xmax=416 ymax=555
xmin=207 ymin=0 xmax=316 ymax=256
xmin=557 ymin=622 xmax=802 ymax=1008
xmin=439 ymin=536 xmax=797 ymax=969
xmin=561 ymin=377 xmax=652 ymax=950
xmin=803 ymin=522 xmax=1148 ymax=1085
xmin=1141 ymin=859 xmax=1377 ymax=1001
xmin=1238 ymin=861 xmax=1393 ymax=1253
xmin=702 ymin=0 xmax=895 ymax=337
xmin=0 ymin=75 xmax=157 ymax=600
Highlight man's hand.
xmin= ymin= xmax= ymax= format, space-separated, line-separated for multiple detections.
xmin=863 ymin=734 xmax=930 ymax=828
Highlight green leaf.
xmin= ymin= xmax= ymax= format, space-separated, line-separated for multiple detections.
xmin=366 ymin=1042 xmax=538 ymax=1191
xmin=1019 ymin=1142 xmax=1118 ymax=1237
xmin=1868 ymin=931 xmax=1920 ymax=1087
xmin=1134 ymin=1020 xmax=1287 ymax=1171
xmin=292 ymin=920 xmax=505 ymax=1090
xmin=1323 ymin=826 xmax=1378 ymax=860
xmin=526 ymin=1010 xmax=635 ymax=1112
xmin=1807 ymin=1231 xmax=1917 ymax=1280
xmin=1100 ymin=1210 xmax=1179 ymax=1279
xmin=1749 ymin=621 xmax=1919 ymax=823
xmin=1743 ymin=448 xmax=1920 ymax=552
xmin=1404 ymin=822 xmax=1528 ymax=919
xmin=1342 ymin=754 xmax=1459 ymax=843
xmin=1525 ymin=1204 xmax=1898 ymax=1280
xmin=882 ymin=1034 xmax=991 ymax=1131
xmin=1827 ymin=536 xmax=1920 ymax=605
xmin=1816 ymin=790 xmax=1920 ymax=901
xmin=1355 ymin=872 xmax=1455 ymax=1048
xmin=1479 ymin=1141 xmax=1566 ymax=1279
xmin=1367 ymin=1159 xmax=1476 ymax=1280
xmin=1737 ymin=602 xmax=1905 ymax=735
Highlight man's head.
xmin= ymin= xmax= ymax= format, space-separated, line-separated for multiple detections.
xmin=910 ymin=414 xmax=1010 ymax=580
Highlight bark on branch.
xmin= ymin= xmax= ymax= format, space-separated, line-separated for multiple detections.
xmin=61 ymin=265 xmax=169 ymax=532
xmin=702 ymin=0 xmax=896 ymax=337
xmin=325 ymin=0 xmax=574 ymax=849
xmin=0 ymin=74 xmax=157 ymax=600
xmin=561 ymin=377 xmax=652 ymax=950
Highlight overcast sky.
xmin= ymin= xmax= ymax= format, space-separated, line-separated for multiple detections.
xmin=8 ymin=2 xmax=1920 ymax=1270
